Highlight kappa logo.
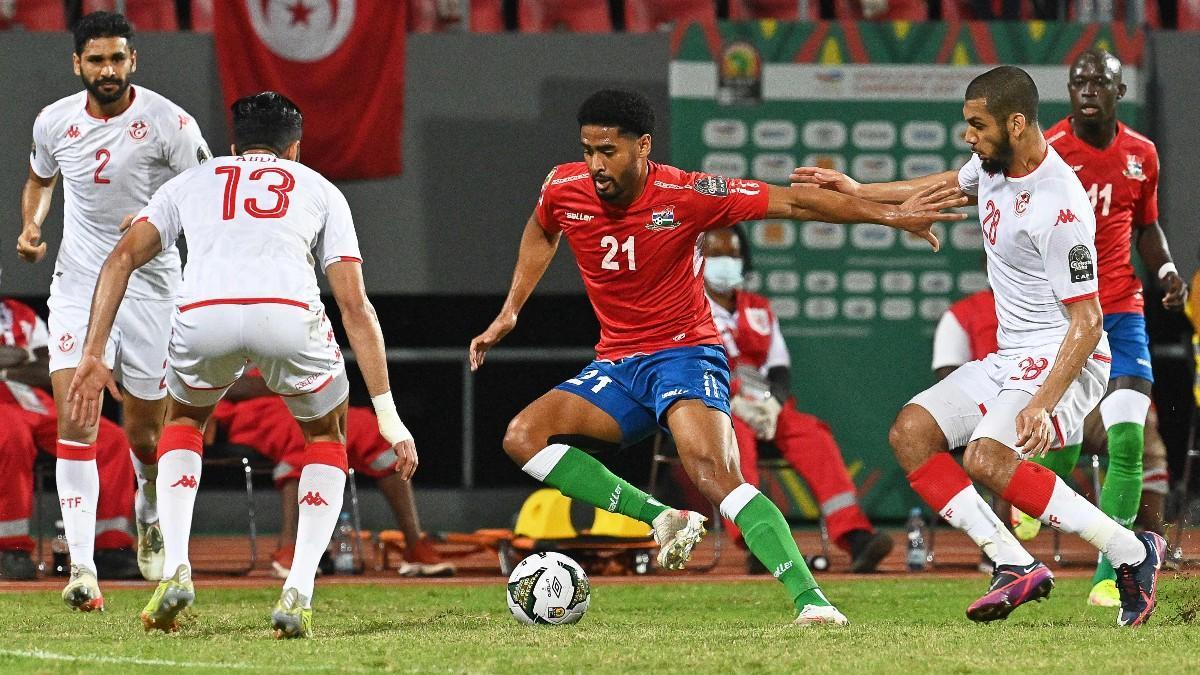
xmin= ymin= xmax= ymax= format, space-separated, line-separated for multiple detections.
xmin=1014 ymin=190 xmax=1031 ymax=216
xmin=981 ymin=199 xmax=1000 ymax=246
xmin=170 ymin=475 xmax=198 ymax=489
xmin=647 ymin=206 xmax=680 ymax=231
xmin=178 ymin=114 xmax=190 ymax=129
xmin=1123 ymin=154 xmax=1146 ymax=181
xmin=299 ymin=491 xmax=329 ymax=506
xmin=127 ymin=119 xmax=149 ymax=142
xmin=773 ymin=561 xmax=793 ymax=578
xmin=65 ymin=125 xmax=81 ymax=139
xmin=1056 ymin=209 xmax=1079 ymax=225
xmin=1048 ymin=514 xmax=1062 ymax=528
xmin=57 ymin=333 xmax=76 ymax=353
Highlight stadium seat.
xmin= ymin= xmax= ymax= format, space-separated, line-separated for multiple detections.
xmin=941 ymin=0 xmax=1034 ymax=21
xmin=190 ymin=0 xmax=213 ymax=32
xmin=518 ymin=0 xmax=612 ymax=33
xmin=83 ymin=0 xmax=179 ymax=31
xmin=729 ymin=0 xmax=820 ymax=21
xmin=1182 ymin=0 xmax=1200 ymax=29
xmin=624 ymin=0 xmax=717 ymax=32
xmin=833 ymin=0 xmax=929 ymax=20
xmin=1070 ymin=0 xmax=1160 ymax=25
xmin=0 ymin=0 xmax=67 ymax=31
xmin=409 ymin=0 xmax=505 ymax=32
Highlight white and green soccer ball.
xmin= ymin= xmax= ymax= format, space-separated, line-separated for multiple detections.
xmin=506 ymin=552 xmax=590 ymax=626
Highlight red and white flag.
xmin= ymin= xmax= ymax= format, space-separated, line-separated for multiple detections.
xmin=214 ymin=1 xmax=405 ymax=180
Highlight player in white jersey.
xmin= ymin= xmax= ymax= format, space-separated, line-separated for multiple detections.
xmin=15 ymin=12 xmax=212 ymax=609
xmin=791 ymin=66 xmax=1165 ymax=627
xmin=67 ymin=92 xmax=417 ymax=639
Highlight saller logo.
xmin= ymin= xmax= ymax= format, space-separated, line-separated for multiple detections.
xmin=608 ymin=485 xmax=622 ymax=512
xmin=1068 ymin=244 xmax=1095 ymax=282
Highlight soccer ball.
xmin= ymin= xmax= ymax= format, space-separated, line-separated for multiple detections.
xmin=506 ymin=552 xmax=590 ymax=625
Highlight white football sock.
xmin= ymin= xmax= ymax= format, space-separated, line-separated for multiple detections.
xmin=940 ymin=485 xmax=1035 ymax=566
xmin=284 ymin=463 xmax=345 ymax=604
xmin=130 ymin=449 xmax=159 ymax=523
xmin=1041 ymin=476 xmax=1146 ymax=567
xmin=157 ymin=449 xmax=202 ymax=578
xmin=56 ymin=450 xmax=99 ymax=575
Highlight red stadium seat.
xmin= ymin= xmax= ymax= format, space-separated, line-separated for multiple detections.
xmin=518 ymin=0 xmax=612 ymax=33
xmin=834 ymin=0 xmax=929 ymax=20
xmin=941 ymin=0 xmax=1033 ymax=21
xmin=624 ymin=0 xmax=717 ymax=32
xmin=83 ymin=0 xmax=179 ymax=31
xmin=409 ymin=0 xmax=505 ymax=33
xmin=1181 ymin=0 xmax=1200 ymax=29
xmin=190 ymin=0 xmax=214 ymax=32
xmin=1 ymin=0 xmax=67 ymax=31
xmin=729 ymin=0 xmax=820 ymax=21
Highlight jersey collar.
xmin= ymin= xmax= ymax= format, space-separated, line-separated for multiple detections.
xmin=83 ymin=85 xmax=139 ymax=123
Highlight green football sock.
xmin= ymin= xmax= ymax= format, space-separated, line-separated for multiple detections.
xmin=1094 ymin=423 xmax=1144 ymax=585
xmin=736 ymin=493 xmax=828 ymax=610
xmin=542 ymin=447 xmax=670 ymax=524
xmin=1032 ymin=443 xmax=1082 ymax=480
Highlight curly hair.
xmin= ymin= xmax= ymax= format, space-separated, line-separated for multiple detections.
xmin=73 ymin=11 xmax=133 ymax=55
xmin=577 ymin=89 xmax=655 ymax=138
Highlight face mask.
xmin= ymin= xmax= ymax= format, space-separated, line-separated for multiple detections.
xmin=704 ymin=256 xmax=744 ymax=293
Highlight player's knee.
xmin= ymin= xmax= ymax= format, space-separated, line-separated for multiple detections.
xmin=889 ymin=405 xmax=929 ymax=454
xmin=502 ymin=413 xmax=542 ymax=465
xmin=961 ymin=440 xmax=1004 ymax=488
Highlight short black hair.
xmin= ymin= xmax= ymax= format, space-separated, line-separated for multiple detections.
xmin=231 ymin=92 xmax=303 ymax=155
xmin=965 ymin=65 xmax=1039 ymax=126
xmin=73 ymin=11 xmax=133 ymax=55
xmin=577 ymin=89 xmax=655 ymax=138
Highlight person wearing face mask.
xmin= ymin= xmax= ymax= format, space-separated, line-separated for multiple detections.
xmin=702 ymin=226 xmax=894 ymax=573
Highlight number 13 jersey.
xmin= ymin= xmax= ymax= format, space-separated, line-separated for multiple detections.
xmin=30 ymin=87 xmax=211 ymax=300
xmin=536 ymin=162 xmax=768 ymax=361
xmin=135 ymin=154 xmax=361 ymax=308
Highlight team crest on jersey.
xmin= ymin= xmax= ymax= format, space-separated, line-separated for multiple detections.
xmin=127 ymin=119 xmax=150 ymax=142
xmin=1068 ymin=244 xmax=1095 ymax=283
xmin=1014 ymin=190 xmax=1030 ymax=216
xmin=1123 ymin=154 xmax=1146 ymax=181
xmin=744 ymin=308 xmax=772 ymax=336
xmin=692 ymin=175 xmax=729 ymax=197
xmin=647 ymin=206 xmax=680 ymax=231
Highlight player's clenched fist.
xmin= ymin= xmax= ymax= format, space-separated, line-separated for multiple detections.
xmin=469 ymin=313 xmax=517 ymax=371
xmin=16 ymin=223 xmax=47 ymax=263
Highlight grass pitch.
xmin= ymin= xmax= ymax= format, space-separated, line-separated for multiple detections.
xmin=0 ymin=575 xmax=1197 ymax=673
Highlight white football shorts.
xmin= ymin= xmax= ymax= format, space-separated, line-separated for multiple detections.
xmin=909 ymin=339 xmax=1110 ymax=456
xmin=48 ymin=283 xmax=171 ymax=401
xmin=165 ymin=300 xmax=349 ymax=421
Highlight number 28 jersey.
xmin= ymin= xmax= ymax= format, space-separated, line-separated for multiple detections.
xmin=30 ymin=87 xmax=211 ymax=300
xmin=135 ymin=154 xmax=361 ymax=308
xmin=536 ymin=162 xmax=768 ymax=361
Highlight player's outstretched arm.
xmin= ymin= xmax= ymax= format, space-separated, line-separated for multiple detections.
xmin=16 ymin=168 xmax=58 ymax=263
xmin=1015 ymin=297 xmax=1103 ymax=458
xmin=327 ymin=261 xmax=417 ymax=480
xmin=1135 ymin=222 xmax=1187 ymax=311
xmin=67 ymin=220 xmax=163 ymax=426
xmin=790 ymin=166 xmax=969 ymax=205
xmin=765 ymin=182 xmax=968 ymax=251
xmin=469 ymin=212 xmax=560 ymax=371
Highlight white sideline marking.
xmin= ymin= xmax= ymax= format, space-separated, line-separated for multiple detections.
xmin=0 ymin=648 xmax=370 ymax=671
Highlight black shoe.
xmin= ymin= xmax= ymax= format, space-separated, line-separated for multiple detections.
xmin=94 ymin=548 xmax=142 ymax=580
xmin=848 ymin=530 xmax=893 ymax=573
xmin=0 ymin=550 xmax=36 ymax=580
xmin=1115 ymin=532 xmax=1166 ymax=627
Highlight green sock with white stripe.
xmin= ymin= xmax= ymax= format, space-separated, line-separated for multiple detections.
xmin=723 ymin=485 xmax=828 ymax=610
xmin=524 ymin=445 xmax=670 ymax=523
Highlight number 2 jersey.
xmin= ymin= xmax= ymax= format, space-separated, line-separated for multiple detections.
xmin=535 ymin=162 xmax=768 ymax=361
xmin=1045 ymin=118 xmax=1160 ymax=315
xmin=30 ymin=86 xmax=211 ymax=301
xmin=135 ymin=154 xmax=361 ymax=308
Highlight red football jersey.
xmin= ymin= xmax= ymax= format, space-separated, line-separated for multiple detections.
xmin=947 ymin=289 xmax=999 ymax=361
xmin=1046 ymin=119 xmax=1160 ymax=314
xmin=536 ymin=162 xmax=769 ymax=360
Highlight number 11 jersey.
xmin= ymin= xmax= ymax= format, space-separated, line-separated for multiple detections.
xmin=535 ymin=162 xmax=768 ymax=361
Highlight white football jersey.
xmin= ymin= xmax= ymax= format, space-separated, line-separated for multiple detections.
xmin=30 ymin=86 xmax=211 ymax=300
xmin=136 ymin=154 xmax=361 ymax=307
xmin=957 ymin=147 xmax=1103 ymax=352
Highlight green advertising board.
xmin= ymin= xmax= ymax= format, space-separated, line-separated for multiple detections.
xmin=670 ymin=20 xmax=1145 ymax=520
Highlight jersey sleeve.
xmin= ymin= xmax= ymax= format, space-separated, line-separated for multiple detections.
xmin=687 ymin=174 xmax=769 ymax=232
xmin=763 ymin=315 xmax=790 ymax=370
xmin=29 ymin=112 xmax=58 ymax=179
xmin=957 ymin=155 xmax=981 ymax=197
xmin=135 ymin=180 xmax=183 ymax=252
xmin=163 ymin=111 xmax=212 ymax=173
xmin=1035 ymin=180 xmax=1098 ymax=304
xmin=1134 ymin=148 xmax=1159 ymax=227
xmin=931 ymin=311 xmax=971 ymax=370
xmin=534 ymin=166 xmax=561 ymax=234
xmin=317 ymin=183 xmax=362 ymax=270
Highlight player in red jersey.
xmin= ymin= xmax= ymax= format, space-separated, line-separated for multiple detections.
xmin=470 ymin=89 xmax=965 ymax=625
xmin=1044 ymin=48 xmax=1186 ymax=607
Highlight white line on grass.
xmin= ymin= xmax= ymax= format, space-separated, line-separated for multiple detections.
xmin=0 ymin=648 xmax=372 ymax=671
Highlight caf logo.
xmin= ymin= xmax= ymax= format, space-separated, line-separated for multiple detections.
xmin=247 ymin=0 xmax=356 ymax=63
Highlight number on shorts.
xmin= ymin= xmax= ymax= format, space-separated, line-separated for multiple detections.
xmin=93 ymin=148 xmax=111 ymax=184
xmin=214 ymin=165 xmax=297 ymax=220
xmin=566 ymin=369 xmax=612 ymax=393
xmin=1009 ymin=357 xmax=1049 ymax=381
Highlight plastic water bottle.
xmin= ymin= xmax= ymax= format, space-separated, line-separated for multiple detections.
xmin=905 ymin=507 xmax=928 ymax=572
xmin=51 ymin=520 xmax=70 ymax=576
xmin=332 ymin=512 xmax=356 ymax=574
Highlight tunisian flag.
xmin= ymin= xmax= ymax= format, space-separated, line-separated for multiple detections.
xmin=213 ymin=1 xmax=405 ymax=179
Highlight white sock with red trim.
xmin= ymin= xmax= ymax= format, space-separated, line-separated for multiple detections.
xmin=56 ymin=442 xmax=99 ymax=575
xmin=941 ymin=486 xmax=1035 ymax=566
xmin=1041 ymin=476 xmax=1146 ymax=567
xmin=157 ymin=449 xmax=202 ymax=578
xmin=284 ymin=463 xmax=345 ymax=604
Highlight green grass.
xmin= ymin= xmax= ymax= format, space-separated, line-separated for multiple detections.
xmin=0 ymin=575 xmax=1197 ymax=673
